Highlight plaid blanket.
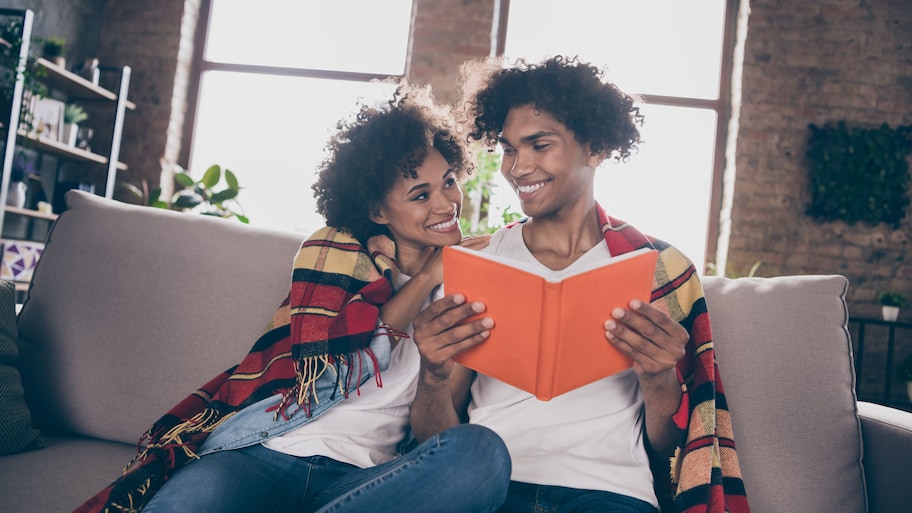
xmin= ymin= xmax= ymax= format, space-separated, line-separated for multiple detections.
xmin=74 ymin=227 xmax=399 ymax=513
xmin=596 ymin=205 xmax=750 ymax=513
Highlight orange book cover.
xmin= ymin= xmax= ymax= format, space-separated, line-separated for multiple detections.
xmin=442 ymin=245 xmax=658 ymax=401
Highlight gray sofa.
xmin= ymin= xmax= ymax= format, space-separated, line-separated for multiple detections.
xmin=1 ymin=190 xmax=910 ymax=513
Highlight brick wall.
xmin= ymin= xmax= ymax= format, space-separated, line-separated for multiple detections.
xmin=94 ymin=0 xmax=912 ymax=322
xmin=729 ymin=0 xmax=912 ymax=320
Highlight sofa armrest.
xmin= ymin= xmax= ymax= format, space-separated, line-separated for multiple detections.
xmin=857 ymin=401 xmax=912 ymax=513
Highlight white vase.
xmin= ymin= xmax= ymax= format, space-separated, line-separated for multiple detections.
xmin=63 ymin=123 xmax=79 ymax=146
xmin=882 ymin=305 xmax=900 ymax=321
xmin=5 ymin=181 xmax=26 ymax=208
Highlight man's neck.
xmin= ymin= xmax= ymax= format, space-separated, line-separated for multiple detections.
xmin=521 ymin=202 xmax=603 ymax=271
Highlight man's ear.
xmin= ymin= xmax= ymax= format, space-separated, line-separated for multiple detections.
xmin=588 ymin=148 xmax=609 ymax=167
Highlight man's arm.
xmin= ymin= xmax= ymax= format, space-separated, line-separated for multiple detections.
xmin=604 ymin=299 xmax=688 ymax=457
xmin=409 ymin=294 xmax=492 ymax=442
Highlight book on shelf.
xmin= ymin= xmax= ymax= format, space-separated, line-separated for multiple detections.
xmin=442 ymin=245 xmax=658 ymax=401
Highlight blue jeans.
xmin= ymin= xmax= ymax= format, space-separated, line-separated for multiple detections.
xmin=499 ymin=482 xmax=658 ymax=513
xmin=143 ymin=424 xmax=511 ymax=513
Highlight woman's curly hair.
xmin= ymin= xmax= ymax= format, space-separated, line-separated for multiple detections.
xmin=458 ymin=55 xmax=644 ymax=162
xmin=312 ymin=81 xmax=473 ymax=242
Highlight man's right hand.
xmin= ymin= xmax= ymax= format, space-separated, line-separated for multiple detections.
xmin=412 ymin=293 xmax=493 ymax=383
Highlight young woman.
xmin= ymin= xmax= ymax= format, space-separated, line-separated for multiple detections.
xmin=76 ymin=83 xmax=510 ymax=513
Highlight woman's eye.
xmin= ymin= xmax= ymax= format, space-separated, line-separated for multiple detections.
xmin=411 ymin=192 xmax=428 ymax=201
xmin=444 ymin=177 xmax=457 ymax=188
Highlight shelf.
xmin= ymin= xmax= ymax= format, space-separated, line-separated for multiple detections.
xmin=4 ymin=205 xmax=58 ymax=221
xmin=15 ymin=129 xmax=127 ymax=170
xmin=35 ymin=57 xmax=136 ymax=110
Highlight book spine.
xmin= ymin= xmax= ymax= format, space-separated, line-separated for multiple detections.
xmin=536 ymin=281 xmax=561 ymax=400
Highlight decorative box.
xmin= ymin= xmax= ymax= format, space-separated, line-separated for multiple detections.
xmin=1 ymin=239 xmax=45 ymax=283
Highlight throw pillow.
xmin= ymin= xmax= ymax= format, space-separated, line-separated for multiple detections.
xmin=0 ymin=280 xmax=43 ymax=455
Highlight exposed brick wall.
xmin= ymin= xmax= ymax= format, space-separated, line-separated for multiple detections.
xmin=409 ymin=0 xmax=496 ymax=104
xmin=93 ymin=0 xmax=912 ymax=323
xmin=95 ymin=0 xmax=191 ymax=202
xmin=729 ymin=0 xmax=912 ymax=320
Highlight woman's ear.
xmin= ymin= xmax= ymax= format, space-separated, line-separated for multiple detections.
xmin=369 ymin=207 xmax=389 ymax=226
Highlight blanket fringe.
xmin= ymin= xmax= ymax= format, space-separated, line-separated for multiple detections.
xmin=124 ymin=408 xmax=235 ymax=474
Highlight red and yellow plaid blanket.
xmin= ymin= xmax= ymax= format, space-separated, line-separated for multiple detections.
xmin=597 ymin=205 xmax=749 ymax=513
xmin=74 ymin=227 xmax=398 ymax=513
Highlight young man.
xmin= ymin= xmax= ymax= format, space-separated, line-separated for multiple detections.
xmin=410 ymin=56 xmax=750 ymax=513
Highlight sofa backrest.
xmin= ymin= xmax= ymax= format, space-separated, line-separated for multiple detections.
xmin=16 ymin=191 xmax=305 ymax=444
xmin=702 ymin=275 xmax=866 ymax=513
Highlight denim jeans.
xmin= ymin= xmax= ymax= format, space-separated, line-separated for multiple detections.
xmin=498 ymin=481 xmax=658 ymax=513
xmin=142 ymin=423 xmax=511 ymax=513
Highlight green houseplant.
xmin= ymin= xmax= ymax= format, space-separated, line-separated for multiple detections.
xmin=62 ymin=103 xmax=86 ymax=146
xmin=41 ymin=36 xmax=65 ymax=67
xmin=877 ymin=291 xmax=907 ymax=321
xmin=122 ymin=164 xmax=248 ymax=224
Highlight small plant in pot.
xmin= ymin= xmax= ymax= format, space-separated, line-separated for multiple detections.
xmin=877 ymin=291 xmax=907 ymax=322
xmin=42 ymin=37 xmax=66 ymax=68
xmin=62 ymin=103 xmax=87 ymax=147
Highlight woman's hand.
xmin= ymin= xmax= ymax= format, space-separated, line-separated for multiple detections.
xmin=419 ymin=234 xmax=492 ymax=285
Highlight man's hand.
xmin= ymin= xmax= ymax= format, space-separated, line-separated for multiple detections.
xmin=604 ymin=298 xmax=687 ymax=455
xmin=413 ymin=293 xmax=493 ymax=383
xmin=603 ymin=299 xmax=687 ymax=378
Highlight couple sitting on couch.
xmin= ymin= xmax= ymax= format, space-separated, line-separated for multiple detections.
xmin=76 ymin=55 xmax=748 ymax=513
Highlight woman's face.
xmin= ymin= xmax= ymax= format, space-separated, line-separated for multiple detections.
xmin=372 ymin=147 xmax=464 ymax=252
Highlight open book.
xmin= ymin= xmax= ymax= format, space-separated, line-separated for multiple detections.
xmin=442 ymin=245 xmax=658 ymax=400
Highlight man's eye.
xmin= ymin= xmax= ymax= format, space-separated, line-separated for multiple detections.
xmin=502 ymin=147 xmax=516 ymax=155
xmin=533 ymin=143 xmax=549 ymax=151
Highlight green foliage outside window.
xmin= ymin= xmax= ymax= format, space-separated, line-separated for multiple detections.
xmin=805 ymin=121 xmax=912 ymax=228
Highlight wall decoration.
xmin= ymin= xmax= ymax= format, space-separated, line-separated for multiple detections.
xmin=27 ymin=96 xmax=65 ymax=142
xmin=806 ymin=121 xmax=912 ymax=228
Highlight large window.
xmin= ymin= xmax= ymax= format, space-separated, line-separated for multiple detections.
xmin=187 ymin=0 xmax=413 ymax=234
xmin=497 ymin=0 xmax=734 ymax=269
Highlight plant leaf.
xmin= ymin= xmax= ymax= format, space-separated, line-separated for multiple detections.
xmin=211 ymin=189 xmax=238 ymax=203
xmin=172 ymin=191 xmax=202 ymax=209
xmin=174 ymin=172 xmax=195 ymax=187
xmin=225 ymin=169 xmax=239 ymax=190
xmin=201 ymin=165 xmax=221 ymax=189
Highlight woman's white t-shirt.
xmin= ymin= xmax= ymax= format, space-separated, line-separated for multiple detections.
xmin=263 ymin=272 xmax=434 ymax=468
xmin=467 ymin=224 xmax=658 ymax=508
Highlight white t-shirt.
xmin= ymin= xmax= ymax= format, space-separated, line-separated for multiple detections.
xmin=264 ymin=272 xmax=436 ymax=468
xmin=467 ymin=224 xmax=658 ymax=507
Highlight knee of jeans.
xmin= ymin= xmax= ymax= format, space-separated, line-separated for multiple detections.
xmin=444 ymin=424 xmax=511 ymax=476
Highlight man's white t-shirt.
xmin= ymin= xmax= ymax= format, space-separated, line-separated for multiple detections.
xmin=467 ymin=224 xmax=658 ymax=507
xmin=264 ymin=272 xmax=434 ymax=468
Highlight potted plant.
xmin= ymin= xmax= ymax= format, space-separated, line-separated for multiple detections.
xmin=899 ymin=353 xmax=912 ymax=403
xmin=62 ymin=103 xmax=87 ymax=147
xmin=877 ymin=291 xmax=907 ymax=321
xmin=42 ymin=36 xmax=66 ymax=68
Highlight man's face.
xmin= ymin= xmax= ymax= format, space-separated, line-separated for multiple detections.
xmin=498 ymin=104 xmax=601 ymax=219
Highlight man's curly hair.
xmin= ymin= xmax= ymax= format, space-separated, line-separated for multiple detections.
xmin=312 ymin=82 xmax=473 ymax=242
xmin=458 ymin=55 xmax=644 ymax=162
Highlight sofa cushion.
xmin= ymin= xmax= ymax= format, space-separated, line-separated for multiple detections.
xmin=0 ymin=279 xmax=43 ymax=455
xmin=16 ymin=191 xmax=305 ymax=444
xmin=702 ymin=275 xmax=866 ymax=513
